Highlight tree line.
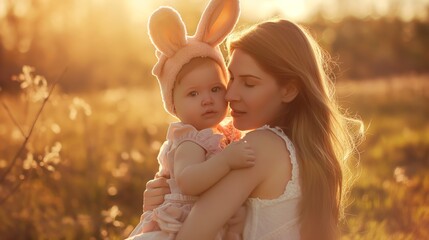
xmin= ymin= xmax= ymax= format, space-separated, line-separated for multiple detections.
xmin=0 ymin=2 xmax=428 ymax=92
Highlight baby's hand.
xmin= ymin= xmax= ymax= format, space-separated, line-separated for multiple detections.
xmin=222 ymin=139 xmax=255 ymax=170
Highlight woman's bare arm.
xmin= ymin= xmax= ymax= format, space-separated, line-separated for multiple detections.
xmin=176 ymin=130 xmax=284 ymax=239
xmin=176 ymin=165 xmax=261 ymax=239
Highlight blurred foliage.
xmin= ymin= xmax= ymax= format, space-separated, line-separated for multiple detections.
xmin=0 ymin=0 xmax=429 ymax=92
xmin=310 ymin=17 xmax=429 ymax=79
xmin=0 ymin=66 xmax=174 ymax=239
xmin=1 ymin=0 xmax=429 ymax=239
xmin=337 ymin=76 xmax=429 ymax=239
xmin=0 ymin=67 xmax=428 ymax=239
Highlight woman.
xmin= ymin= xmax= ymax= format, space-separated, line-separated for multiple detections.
xmin=144 ymin=19 xmax=362 ymax=240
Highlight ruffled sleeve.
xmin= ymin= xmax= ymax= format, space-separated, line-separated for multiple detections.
xmin=156 ymin=141 xmax=171 ymax=178
xmin=167 ymin=122 xmax=223 ymax=155
xmin=216 ymin=117 xmax=241 ymax=148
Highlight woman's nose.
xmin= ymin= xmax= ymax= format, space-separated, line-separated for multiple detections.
xmin=225 ymin=82 xmax=239 ymax=102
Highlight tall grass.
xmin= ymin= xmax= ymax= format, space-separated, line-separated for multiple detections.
xmin=338 ymin=75 xmax=429 ymax=239
xmin=0 ymin=72 xmax=428 ymax=239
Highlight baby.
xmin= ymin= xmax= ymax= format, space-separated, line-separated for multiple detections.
xmin=127 ymin=1 xmax=250 ymax=239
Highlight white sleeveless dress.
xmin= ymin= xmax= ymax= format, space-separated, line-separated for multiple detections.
xmin=243 ymin=126 xmax=301 ymax=240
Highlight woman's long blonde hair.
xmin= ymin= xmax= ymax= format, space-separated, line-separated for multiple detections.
xmin=227 ymin=19 xmax=363 ymax=240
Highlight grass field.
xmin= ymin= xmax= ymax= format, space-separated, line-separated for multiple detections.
xmin=0 ymin=74 xmax=428 ymax=239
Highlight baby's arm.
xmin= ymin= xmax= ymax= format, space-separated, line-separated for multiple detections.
xmin=174 ymin=140 xmax=255 ymax=196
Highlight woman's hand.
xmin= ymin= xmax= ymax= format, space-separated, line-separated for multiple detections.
xmin=142 ymin=175 xmax=170 ymax=212
xmin=224 ymin=205 xmax=246 ymax=240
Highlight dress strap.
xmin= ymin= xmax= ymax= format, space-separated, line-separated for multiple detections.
xmin=251 ymin=125 xmax=301 ymax=201
xmin=254 ymin=126 xmax=298 ymax=181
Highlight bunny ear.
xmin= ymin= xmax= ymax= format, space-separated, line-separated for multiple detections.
xmin=194 ymin=0 xmax=240 ymax=46
xmin=148 ymin=7 xmax=187 ymax=57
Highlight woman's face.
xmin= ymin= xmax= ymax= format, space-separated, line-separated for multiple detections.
xmin=225 ymin=49 xmax=287 ymax=131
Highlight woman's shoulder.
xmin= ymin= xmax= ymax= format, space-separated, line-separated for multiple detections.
xmin=243 ymin=128 xmax=291 ymax=161
xmin=245 ymin=126 xmax=294 ymax=149
xmin=242 ymin=127 xmax=295 ymax=199
xmin=243 ymin=127 xmax=286 ymax=147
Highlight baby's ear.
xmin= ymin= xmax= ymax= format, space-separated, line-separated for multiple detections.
xmin=194 ymin=0 xmax=240 ymax=46
xmin=148 ymin=7 xmax=187 ymax=57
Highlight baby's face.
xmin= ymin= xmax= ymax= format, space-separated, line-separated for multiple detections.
xmin=173 ymin=61 xmax=228 ymax=130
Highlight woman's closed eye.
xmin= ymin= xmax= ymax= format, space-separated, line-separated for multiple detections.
xmin=244 ymin=80 xmax=256 ymax=88
xmin=228 ymin=74 xmax=257 ymax=88
xmin=241 ymin=75 xmax=260 ymax=88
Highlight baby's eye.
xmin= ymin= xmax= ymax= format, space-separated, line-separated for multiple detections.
xmin=211 ymin=86 xmax=223 ymax=92
xmin=188 ymin=91 xmax=198 ymax=97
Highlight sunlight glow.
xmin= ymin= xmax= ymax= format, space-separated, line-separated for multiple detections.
xmin=241 ymin=0 xmax=315 ymax=21
xmin=0 ymin=1 xmax=8 ymax=18
xmin=126 ymin=0 xmax=160 ymax=23
xmin=122 ymin=0 xmax=429 ymax=23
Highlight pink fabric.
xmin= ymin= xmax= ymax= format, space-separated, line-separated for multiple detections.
xmin=147 ymin=0 xmax=240 ymax=116
xmin=128 ymin=122 xmax=230 ymax=239
xmin=217 ymin=117 xmax=242 ymax=148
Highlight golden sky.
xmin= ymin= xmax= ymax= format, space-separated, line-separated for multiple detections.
xmin=1 ymin=0 xmax=428 ymax=23
xmin=125 ymin=0 xmax=429 ymax=23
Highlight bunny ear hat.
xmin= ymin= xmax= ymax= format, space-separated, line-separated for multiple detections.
xmin=148 ymin=0 xmax=240 ymax=116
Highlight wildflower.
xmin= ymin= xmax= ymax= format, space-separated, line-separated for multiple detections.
xmin=394 ymin=166 xmax=409 ymax=184
xmin=40 ymin=142 xmax=62 ymax=171
xmin=50 ymin=123 xmax=61 ymax=134
xmin=112 ymin=163 xmax=128 ymax=178
xmin=23 ymin=152 xmax=37 ymax=170
xmin=11 ymin=129 xmax=23 ymax=141
xmin=12 ymin=65 xmax=49 ymax=102
xmin=102 ymin=205 xmax=124 ymax=227
xmin=130 ymin=149 xmax=144 ymax=163
xmin=107 ymin=186 xmax=118 ymax=196
xmin=68 ymin=97 xmax=92 ymax=120
xmin=102 ymin=205 xmax=122 ymax=222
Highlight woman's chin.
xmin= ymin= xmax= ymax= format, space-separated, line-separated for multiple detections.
xmin=232 ymin=118 xmax=250 ymax=131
